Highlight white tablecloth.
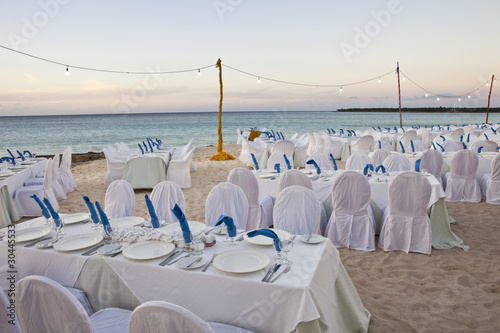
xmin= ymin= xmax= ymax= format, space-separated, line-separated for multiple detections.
xmin=0 ymin=217 xmax=371 ymax=333
xmin=122 ymin=153 xmax=170 ymax=189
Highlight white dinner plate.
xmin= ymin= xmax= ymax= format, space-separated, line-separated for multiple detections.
xmin=8 ymin=166 xmax=28 ymax=171
xmin=0 ymin=171 xmax=15 ymax=177
xmin=160 ymin=221 xmax=206 ymax=234
xmin=122 ymin=241 xmax=175 ymax=260
xmin=260 ymin=169 xmax=277 ymax=173
xmin=243 ymin=229 xmax=291 ymax=246
xmin=299 ymin=234 xmax=324 ymax=244
xmin=177 ymin=256 xmax=207 ymax=269
xmin=213 ymin=249 xmax=270 ymax=274
xmin=20 ymin=160 xmax=37 ymax=165
xmin=257 ymin=173 xmax=275 ymax=179
xmin=109 ymin=216 xmax=145 ymax=228
xmin=53 ymin=234 xmax=104 ymax=252
xmin=16 ymin=226 xmax=52 ymax=243
xmin=62 ymin=213 xmax=90 ymax=225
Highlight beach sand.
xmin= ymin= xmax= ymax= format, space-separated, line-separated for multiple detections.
xmin=21 ymin=144 xmax=500 ymax=332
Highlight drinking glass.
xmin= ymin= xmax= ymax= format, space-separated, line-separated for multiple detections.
xmin=52 ymin=218 xmax=65 ymax=239
xmin=186 ymin=233 xmax=204 ymax=255
xmin=279 ymin=238 xmax=294 ymax=265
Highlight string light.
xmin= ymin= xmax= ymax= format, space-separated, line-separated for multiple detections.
xmin=425 ymin=93 xmax=429 ymax=97
xmin=402 ymin=76 xmax=406 ymax=81
xmin=458 ymin=98 xmax=461 ymax=102
xmin=339 ymin=86 xmax=343 ymax=93
xmin=436 ymin=97 xmax=440 ymax=101
xmin=257 ymin=77 xmax=261 ymax=83
xmin=65 ymin=66 xmax=69 ymax=76
xmin=468 ymin=95 xmax=471 ymax=99
xmin=198 ymin=68 xmax=201 ymax=76
xmin=485 ymin=82 xmax=489 ymax=87
xmin=378 ymin=78 xmax=381 ymax=84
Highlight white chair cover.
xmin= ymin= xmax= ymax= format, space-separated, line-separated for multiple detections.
xmin=486 ymin=140 xmax=499 ymax=151
xmin=115 ymin=142 xmax=131 ymax=152
xmin=238 ymin=134 xmax=266 ymax=167
xmin=397 ymin=130 xmax=418 ymax=152
xmin=312 ymin=132 xmax=325 ymax=155
xmin=448 ymin=128 xmax=465 ymax=141
xmin=14 ymin=158 xmax=59 ymax=217
xmin=293 ymin=136 xmax=309 ymax=168
xmin=345 ymin=152 xmax=371 ymax=171
xmin=172 ymin=138 xmax=194 ymax=156
xmin=16 ymin=275 xmax=131 ymax=333
xmin=150 ymin=181 xmax=186 ymax=223
xmin=0 ymin=286 xmax=21 ymax=333
xmin=325 ymin=171 xmax=376 ymax=251
xmin=441 ymin=140 xmax=461 ymax=152
xmin=350 ymin=135 xmax=374 ymax=154
xmin=278 ymin=169 xmax=312 ymax=191
xmin=128 ymin=301 xmax=254 ymax=333
xmin=410 ymin=140 xmax=428 ymax=152
xmin=271 ymin=140 xmax=295 ymax=159
xmin=484 ymin=153 xmax=500 ymax=204
xmin=227 ymin=168 xmax=273 ymax=230
xmin=322 ymin=133 xmax=343 ymax=159
xmin=306 ymin=133 xmax=315 ymax=156
xmin=444 ymin=149 xmax=481 ymax=202
xmin=470 ymin=140 xmax=491 ymax=153
xmin=205 ymin=182 xmax=249 ymax=229
xmin=273 ymin=185 xmax=321 ymax=235
xmin=104 ymin=180 xmax=135 ymax=218
xmin=266 ymin=152 xmax=293 ymax=172
xmin=420 ymin=128 xmax=432 ymax=147
xmin=305 ymin=153 xmax=331 ymax=171
xmin=59 ymin=146 xmax=77 ymax=193
xmin=383 ymin=154 xmax=412 ymax=172
xmin=378 ymin=172 xmax=432 ymax=254
xmin=371 ymin=149 xmax=391 ymax=167
xmin=103 ymin=146 xmax=129 ymax=188
xmin=24 ymin=153 xmax=67 ymax=200
xmin=420 ymin=149 xmax=444 ymax=187
xmin=373 ymin=139 xmax=393 ymax=151
xmin=167 ymin=148 xmax=195 ymax=188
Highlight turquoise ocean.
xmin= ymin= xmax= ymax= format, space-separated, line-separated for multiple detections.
xmin=1 ymin=111 xmax=499 ymax=156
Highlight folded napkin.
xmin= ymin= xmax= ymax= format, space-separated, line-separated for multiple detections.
xmin=171 ymin=203 xmax=192 ymax=243
xmin=460 ymin=135 xmax=463 ymax=142
xmin=16 ymin=150 xmax=25 ymax=161
xmin=331 ymin=129 xmax=335 ymax=135
xmin=462 ymin=142 xmax=467 ymax=149
xmin=378 ymin=140 xmax=382 ymax=149
xmin=340 ymin=129 xmax=344 ymax=135
xmin=43 ymin=197 xmax=62 ymax=228
xmin=414 ymin=159 xmax=421 ymax=172
xmin=30 ymin=194 xmax=51 ymax=219
xmin=401 ymin=127 xmax=406 ymax=133
xmin=327 ymin=128 xmax=331 ymax=134
xmin=478 ymin=146 xmax=483 ymax=153
xmin=215 ymin=214 xmax=236 ymax=237
xmin=440 ymin=135 xmax=446 ymax=141
xmin=0 ymin=157 xmax=14 ymax=164
xmin=95 ymin=201 xmax=112 ymax=236
xmin=376 ymin=165 xmax=386 ymax=173
xmin=363 ymin=163 xmax=374 ymax=176
xmin=431 ymin=142 xmax=437 ymax=150
xmin=23 ymin=150 xmax=33 ymax=158
xmin=142 ymin=142 xmax=148 ymax=152
xmin=330 ymin=153 xmax=338 ymax=171
xmin=138 ymin=143 xmax=144 ymax=154
xmin=7 ymin=149 xmax=15 ymax=159
xmin=436 ymin=142 xmax=444 ymax=152
xmin=250 ymin=153 xmax=259 ymax=170
xmin=410 ymin=140 xmax=415 ymax=152
xmin=274 ymin=163 xmax=280 ymax=174
xmin=246 ymin=229 xmax=282 ymax=252
xmin=492 ymin=128 xmax=497 ymax=134
xmin=467 ymin=134 xmax=470 ymax=143
xmin=283 ymin=154 xmax=291 ymax=170
xmin=83 ymin=196 xmax=100 ymax=224
xmin=145 ymin=194 xmax=160 ymax=228
xmin=399 ymin=141 xmax=405 ymax=154
xmin=484 ymin=134 xmax=489 ymax=141
xmin=378 ymin=126 xmax=382 ymax=131
xmin=306 ymin=159 xmax=321 ymax=174
xmin=148 ymin=140 xmax=154 ymax=152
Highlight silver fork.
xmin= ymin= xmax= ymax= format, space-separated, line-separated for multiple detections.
xmin=270 ymin=264 xmax=292 ymax=283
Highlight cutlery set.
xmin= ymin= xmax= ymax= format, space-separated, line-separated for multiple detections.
xmin=261 ymin=263 xmax=291 ymax=283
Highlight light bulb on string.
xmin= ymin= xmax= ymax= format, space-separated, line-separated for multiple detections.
xmin=378 ymin=78 xmax=381 ymax=84
xmin=468 ymin=95 xmax=471 ymax=99
xmin=257 ymin=77 xmax=261 ymax=83
xmin=339 ymin=86 xmax=343 ymax=93
xmin=402 ymin=76 xmax=406 ymax=81
xmin=458 ymin=98 xmax=461 ymax=102
xmin=425 ymin=93 xmax=429 ymax=97
xmin=485 ymin=82 xmax=489 ymax=87
xmin=198 ymin=69 xmax=201 ymax=76
xmin=65 ymin=66 xmax=69 ymax=76
xmin=436 ymin=97 xmax=440 ymax=101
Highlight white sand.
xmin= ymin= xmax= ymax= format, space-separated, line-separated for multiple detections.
xmin=20 ymin=144 xmax=500 ymax=331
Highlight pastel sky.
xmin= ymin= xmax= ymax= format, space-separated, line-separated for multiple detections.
xmin=0 ymin=0 xmax=498 ymax=116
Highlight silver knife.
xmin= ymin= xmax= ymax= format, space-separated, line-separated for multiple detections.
xmin=201 ymin=253 xmax=218 ymax=272
xmin=186 ymin=257 xmax=202 ymax=268
xmin=167 ymin=253 xmax=191 ymax=266
xmin=270 ymin=264 xmax=291 ymax=283
xmin=159 ymin=250 xmax=181 ymax=266
xmin=261 ymin=264 xmax=277 ymax=282
xmin=265 ymin=264 xmax=281 ymax=283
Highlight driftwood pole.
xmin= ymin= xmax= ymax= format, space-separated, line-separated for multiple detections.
xmin=397 ymin=62 xmax=402 ymax=128
xmin=486 ymin=74 xmax=495 ymax=124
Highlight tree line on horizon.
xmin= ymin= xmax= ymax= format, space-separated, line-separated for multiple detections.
xmin=336 ymin=107 xmax=500 ymax=113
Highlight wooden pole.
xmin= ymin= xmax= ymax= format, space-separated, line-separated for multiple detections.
xmin=210 ymin=58 xmax=234 ymax=161
xmin=486 ymin=74 xmax=495 ymax=124
xmin=397 ymin=62 xmax=402 ymax=128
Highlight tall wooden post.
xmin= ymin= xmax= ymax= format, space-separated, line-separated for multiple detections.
xmin=397 ymin=62 xmax=402 ymax=128
xmin=486 ymin=75 xmax=495 ymax=124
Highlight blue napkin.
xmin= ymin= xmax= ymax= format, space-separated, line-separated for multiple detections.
xmin=142 ymin=141 xmax=148 ymax=152
xmin=30 ymin=195 xmax=51 ymax=219
xmin=330 ymin=154 xmax=338 ymax=171
xmin=246 ymin=229 xmax=282 ymax=252
xmin=16 ymin=150 xmax=25 ymax=161
xmin=363 ymin=164 xmax=374 ymax=176
xmin=306 ymin=159 xmax=321 ymax=174
xmin=148 ymin=140 xmax=154 ymax=152
xmin=274 ymin=163 xmax=280 ymax=174
xmin=402 ymin=127 xmax=406 ymax=133
xmin=414 ymin=159 xmax=421 ymax=172
xmin=95 ymin=201 xmax=112 ymax=236
xmin=283 ymin=154 xmax=291 ymax=170
xmin=250 ymin=153 xmax=259 ymax=170
xmin=431 ymin=142 xmax=437 ymax=150
xmin=171 ymin=203 xmax=192 ymax=243
xmin=467 ymin=134 xmax=470 ymax=143
xmin=478 ymin=146 xmax=483 ymax=153
xmin=460 ymin=135 xmax=463 ymax=142
xmin=378 ymin=126 xmax=382 ymax=131
xmin=280 ymin=132 xmax=285 ymax=139
xmin=331 ymin=129 xmax=335 ymax=135
xmin=138 ymin=143 xmax=144 ymax=154
xmin=399 ymin=141 xmax=405 ymax=153
xmin=43 ymin=197 xmax=62 ymax=228
xmin=83 ymin=196 xmax=100 ymax=224
xmin=23 ymin=150 xmax=33 ymax=158
xmin=440 ymin=135 xmax=446 ymax=141
xmin=436 ymin=142 xmax=444 ymax=152
xmin=327 ymin=128 xmax=331 ymax=134
xmin=378 ymin=140 xmax=382 ymax=149
xmin=484 ymin=134 xmax=489 ymax=140
xmin=492 ymin=128 xmax=497 ymax=134
xmin=215 ymin=214 xmax=236 ymax=237
xmin=340 ymin=129 xmax=344 ymax=135
xmin=376 ymin=165 xmax=386 ymax=173
xmin=7 ymin=149 xmax=15 ymax=159
xmin=394 ymin=126 xmax=397 ymax=132
xmin=410 ymin=140 xmax=415 ymax=152
xmin=462 ymin=142 xmax=467 ymax=149
xmin=271 ymin=129 xmax=276 ymax=139
xmin=0 ymin=157 xmax=14 ymax=165
xmin=145 ymin=195 xmax=160 ymax=228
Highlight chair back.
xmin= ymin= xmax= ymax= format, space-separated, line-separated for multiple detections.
xmin=0 ymin=282 xmax=21 ymax=333
xmin=470 ymin=140 xmax=491 ymax=153
xmin=346 ymin=152 xmax=371 ymax=171
xmin=371 ymin=149 xmax=391 ymax=166
xmin=42 ymin=158 xmax=54 ymax=192
xmin=450 ymin=149 xmax=479 ymax=180
xmin=271 ymin=140 xmax=295 ymax=157
xmin=150 ymin=181 xmax=185 ymax=223
xmin=227 ymin=168 xmax=261 ymax=230
xmin=442 ymin=140 xmax=461 ymax=152
xmin=399 ymin=130 xmax=417 ymax=147
xmin=383 ymin=154 xmax=411 ymax=172
xmin=331 ymin=171 xmax=371 ymax=215
xmin=205 ymin=182 xmax=249 ymax=229
xmin=16 ymin=276 xmax=94 ymax=333
xmin=420 ymin=149 xmax=444 ymax=185
xmin=273 ymin=185 xmax=321 ymax=234
xmin=389 ymin=171 xmax=432 ymax=217
xmin=128 ymin=301 xmax=214 ymax=333
xmin=305 ymin=153 xmax=331 ymax=171
xmin=449 ymin=128 xmax=465 ymax=141
xmin=491 ymin=153 xmax=500 ymax=181
xmin=351 ymin=135 xmax=374 ymax=153
xmin=312 ymin=132 xmax=325 ymax=155
xmin=278 ymin=169 xmax=313 ymax=192
xmin=105 ymin=179 xmax=135 ymax=218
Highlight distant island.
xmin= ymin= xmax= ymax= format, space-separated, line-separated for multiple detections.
xmin=336 ymin=107 xmax=500 ymax=113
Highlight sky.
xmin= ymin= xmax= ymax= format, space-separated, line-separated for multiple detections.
xmin=0 ymin=0 xmax=499 ymax=116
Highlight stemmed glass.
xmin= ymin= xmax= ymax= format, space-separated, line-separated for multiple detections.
xmin=52 ymin=217 xmax=65 ymax=239
xmin=185 ymin=232 xmax=204 ymax=254
xmin=278 ymin=237 xmax=294 ymax=265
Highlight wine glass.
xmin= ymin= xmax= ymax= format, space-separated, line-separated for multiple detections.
xmin=279 ymin=237 xmax=294 ymax=265
xmin=52 ymin=218 xmax=65 ymax=239
xmin=186 ymin=232 xmax=204 ymax=255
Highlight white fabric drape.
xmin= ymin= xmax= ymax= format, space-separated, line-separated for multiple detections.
xmin=371 ymin=149 xmax=391 ymax=167
xmin=150 ymin=181 xmax=186 ymax=223
xmin=483 ymin=153 xmax=500 ymax=204
xmin=167 ymin=148 xmax=195 ymax=188
xmin=346 ymin=152 xmax=371 ymax=171
xmin=104 ymin=180 xmax=135 ymax=218
xmin=383 ymin=154 xmax=412 ymax=172
xmin=444 ymin=149 xmax=481 ymax=202
xmin=205 ymin=182 xmax=249 ymax=229
xmin=420 ymin=149 xmax=444 ymax=187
